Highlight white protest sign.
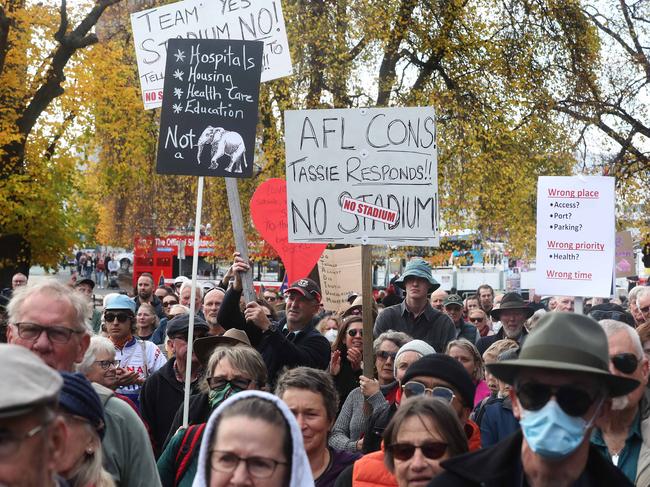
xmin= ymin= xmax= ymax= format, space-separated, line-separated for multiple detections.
xmin=284 ymin=107 xmax=439 ymax=246
xmin=131 ymin=0 xmax=292 ymax=109
xmin=535 ymin=176 xmax=615 ymax=297
xmin=317 ymin=247 xmax=363 ymax=313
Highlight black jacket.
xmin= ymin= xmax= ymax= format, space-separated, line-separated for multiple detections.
xmin=139 ymin=358 xmax=202 ymax=457
xmin=218 ymin=287 xmax=330 ymax=384
xmin=362 ymin=401 xmax=397 ymax=454
xmin=428 ymin=431 xmax=633 ymax=487
xmin=162 ymin=392 xmax=211 ymax=451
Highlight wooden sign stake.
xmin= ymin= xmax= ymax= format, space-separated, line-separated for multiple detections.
xmin=226 ymin=177 xmax=256 ymax=303
xmin=361 ymin=244 xmax=374 ymax=378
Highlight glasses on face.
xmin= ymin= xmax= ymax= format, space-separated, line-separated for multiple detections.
xmin=516 ymin=382 xmax=598 ymax=417
xmin=377 ymin=350 xmax=397 ymax=361
xmin=469 ymin=317 xmax=484 ymax=323
xmin=163 ymin=301 xmax=178 ymax=308
xmin=402 ymin=382 xmax=455 ymax=403
xmin=207 ymin=377 xmax=254 ymax=391
xmin=265 ymin=296 xmax=277 ymax=302
xmin=387 ymin=442 xmax=447 ymax=461
xmin=104 ymin=312 xmax=132 ymax=323
xmin=347 ymin=328 xmax=363 ymax=338
xmin=94 ymin=360 xmax=119 ymax=370
xmin=0 ymin=421 xmax=49 ymax=459
xmin=14 ymin=323 xmax=83 ymax=344
xmin=611 ymin=353 xmax=639 ymax=374
xmin=210 ymin=450 xmax=286 ymax=478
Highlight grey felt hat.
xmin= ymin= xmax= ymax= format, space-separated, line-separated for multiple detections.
xmin=0 ymin=344 xmax=62 ymax=418
xmin=487 ymin=312 xmax=639 ymax=397
xmin=394 ymin=259 xmax=440 ymax=293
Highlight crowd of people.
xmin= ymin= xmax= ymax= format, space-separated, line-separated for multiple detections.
xmin=1 ymin=256 xmax=650 ymax=487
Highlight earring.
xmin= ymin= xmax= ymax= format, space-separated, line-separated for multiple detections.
xmin=86 ymin=448 xmax=94 ymax=455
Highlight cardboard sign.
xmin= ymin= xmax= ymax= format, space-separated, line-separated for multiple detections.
xmin=318 ymin=247 xmax=362 ymax=313
xmin=284 ymin=107 xmax=439 ymax=246
xmin=250 ymin=178 xmax=326 ymax=284
xmin=615 ymin=231 xmax=635 ymax=278
xmin=156 ymin=38 xmax=262 ymax=177
xmin=535 ymin=176 xmax=615 ymax=297
xmin=131 ymin=0 xmax=292 ymax=109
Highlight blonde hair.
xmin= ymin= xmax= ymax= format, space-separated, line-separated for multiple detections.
xmin=446 ymin=338 xmax=484 ymax=382
xmin=64 ymin=421 xmax=114 ymax=487
xmin=483 ymin=339 xmax=518 ymax=364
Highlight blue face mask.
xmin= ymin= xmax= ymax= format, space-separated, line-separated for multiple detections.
xmin=519 ymin=398 xmax=602 ymax=459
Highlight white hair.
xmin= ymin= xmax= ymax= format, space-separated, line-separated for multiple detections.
xmin=599 ymin=319 xmax=643 ymax=357
xmin=7 ymin=278 xmax=91 ymax=333
xmin=77 ymin=336 xmax=116 ymax=374
xmin=179 ymin=282 xmax=204 ymax=300
xmin=636 ymin=287 xmax=650 ymax=309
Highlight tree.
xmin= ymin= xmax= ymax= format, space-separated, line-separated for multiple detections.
xmin=0 ymin=0 xmax=120 ymax=284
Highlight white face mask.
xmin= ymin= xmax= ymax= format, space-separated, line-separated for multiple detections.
xmin=324 ymin=329 xmax=338 ymax=343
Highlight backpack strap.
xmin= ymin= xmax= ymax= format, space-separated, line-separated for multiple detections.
xmin=174 ymin=423 xmax=207 ymax=486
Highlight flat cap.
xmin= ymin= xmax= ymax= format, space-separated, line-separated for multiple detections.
xmin=0 ymin=344 xmax=62 ymax=418
xmin=166 ymin=314 xmax=210 ymax=337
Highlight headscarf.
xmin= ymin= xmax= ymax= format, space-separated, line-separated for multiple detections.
xmin=192 ymin=390 xmax=314 ymax=487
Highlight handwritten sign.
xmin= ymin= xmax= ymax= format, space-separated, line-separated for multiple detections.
xmin=156 ymin=38 xmax=261 ymax=177
xmin=615 ymin=231 xmax=634 ymax=278
xmin=250 ymin=178 xmax=326 ymax=284
xmin=131 ymin=0 xmax=292 ymax=109
xmin=535 ymin=176 xmax=615 ymax=297
xmin=284 ymin=107 xmax=439 ymax=246
xmin=318 ymin=247 xmax=362 ymax=313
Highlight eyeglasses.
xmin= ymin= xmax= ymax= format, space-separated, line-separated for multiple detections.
xmin=94 ymin=360 xmax=119 ymax=370
xmin=13 ymin=323 xmax=83 ymax=344
xmin=207 ymin=377 xmax=254 ymax=391
xmin=210 ymin=450 xmax=286 ymax=478
xmin=402 ymin=382 xmax=455 ymax=403
xmin=377 ymin=350 xmax=397 ymax=361
xmin=264 ymin=296 xmax=277 ymax=302
xmin=469 ymin=317 xmax=484 ymax=323
xmin=0 ymin=421 xmax=50 ymax=459
xmin=387 ymin=442 xmax=447 ymax=461
xmin=347 ymin=329 xmax=363 ymax=338
xmin=104 ymin=312 xmax=132 ymax=323
xmin=163 ymin=301 xmax=178 ymax=308
xmin=516 ymin=382 xmax=598 ymax=417
xmin=611 ymin=353 xmax=639 ymax=374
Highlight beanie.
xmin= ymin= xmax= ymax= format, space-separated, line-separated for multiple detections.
xmin=402 ymin=354 xmax=475 ymax=408
xmin=59 ymin=372 xmax=105 ymax=439
xmin=394 ymin=340 xmax=436 ymax=376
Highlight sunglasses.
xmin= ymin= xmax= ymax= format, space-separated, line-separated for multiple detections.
xmin=347 ymin=329 xmax=363 ymax=338
xmin=516 ymin=382 xmax=598 ymax=417
xmin=163 ymin=301 xmax=178 ymax=308
xmin=402 ymin=382 xmax=455 ymax=403
xmin=104 ymin=312 xmax=132 ymax=323
xmin=377 ymin=350 xmax=397 ymax=361
xmin=207 ymin=377 xmax=254 ymax=391
xmin=265 ymin=296 xmax=277 ymax=302
xmin=387 ymin=442 xmax=447 ymax=461
xmin=469 ymin=317 xmax=484 ymax=323
xmin=611 ymin=353 xmax=639 ymax=374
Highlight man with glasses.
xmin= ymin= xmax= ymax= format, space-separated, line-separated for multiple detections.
xmin=140 ymin=314 xmax=209 ymax=457
xmin=476 ymin=292 xmax=533 ymax=355
xmin=444 ymin=294 xmax=478 ymax=343
xmin=429 ymin=312 xmax=638 ymax=487
xmin=0 ymin=344 xmax=68 ymax=487
xmin=590 ymin=319 xmax=650 ymax=484
xmin=637 ymin=288 xmax=650 ymax=326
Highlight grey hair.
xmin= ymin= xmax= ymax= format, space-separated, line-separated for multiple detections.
xmin=636 ymin=287 xmax=650 ymax=309
xmin=77 ymin=336 xmax=116 ymax=374
xmin=201 ymin=346 xmax=267 ymax=393
xmin=7 ymin=278 xmax=91 ymax=333
xmin=600 ymin=319 xmax=644 ymax=357
xmin=629 ymin=286 xmax=644 ymax=306
xmin=373 ymin=330 xmax=411 ymax=355
xmin=180 ymin=282 xmax=204 ymax=300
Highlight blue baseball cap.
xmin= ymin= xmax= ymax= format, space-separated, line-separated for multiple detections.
xmin=104 ymin=294 xmax=136 ymax=313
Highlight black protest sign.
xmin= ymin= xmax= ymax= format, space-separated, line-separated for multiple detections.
xmin=156 ymin=38 xmax=262 ymax=178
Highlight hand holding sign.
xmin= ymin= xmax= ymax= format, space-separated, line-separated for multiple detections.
xmin=250 ymin=178 xmax=326 ymax=284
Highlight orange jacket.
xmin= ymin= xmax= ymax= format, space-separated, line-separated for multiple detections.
xmin=351 ymin=449 xmax=397 ymax=487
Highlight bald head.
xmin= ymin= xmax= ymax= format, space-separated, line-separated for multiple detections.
xmin=11 ymin=273 xmax=27 ymax=289
xmin=430 ymin=288 xmax=448 ymax=311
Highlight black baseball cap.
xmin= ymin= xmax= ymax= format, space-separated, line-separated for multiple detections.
xmin=286 ymin=278 xmax=321 ymax=303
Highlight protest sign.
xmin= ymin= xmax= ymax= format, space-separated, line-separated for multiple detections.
xmin=250 ymin=178 xmax=326 ymax=284
xmin=284 ymin=107 xmax=439 ymax=246
xmin=317 ymin=247 xmax=363 ymax=313
xmin=535 ymin=176 xmax=615 ymax=297
xmin=131 ymin=0 xmax=292 ymax=109
xmin=156 ymin=38 xmax=262 ymax=177
xmin=615 ymin=231 xmax=635 ymax=278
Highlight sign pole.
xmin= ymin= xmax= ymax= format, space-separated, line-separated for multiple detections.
xmin=361 ymin=245 xmax=374 ymax=378
xmin=182 ymin=176 xmax=204 ymax=427
xmin=226 ymin=177 xmax=256 ymax=303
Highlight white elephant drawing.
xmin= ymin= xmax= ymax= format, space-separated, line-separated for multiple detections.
xmin=196 ymin=126 xmax=247 ymax=173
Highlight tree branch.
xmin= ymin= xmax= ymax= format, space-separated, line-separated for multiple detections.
xmin=43 ymin=111 xmax=75 ymax=161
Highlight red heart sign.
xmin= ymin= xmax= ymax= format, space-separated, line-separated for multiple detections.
xmin=250 ymin=178 xmax=327 ymax=284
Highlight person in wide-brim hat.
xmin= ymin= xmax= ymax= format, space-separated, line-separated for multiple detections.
xmin=487 ymin=312 xmax=639 ymax=397
xmin=394 ymin=259 xmax=440 ymax=293
xmin=489 ymin=292 xmax=534 ymax=321
xmin=193 ymin=328 xmax=251 ymax=364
